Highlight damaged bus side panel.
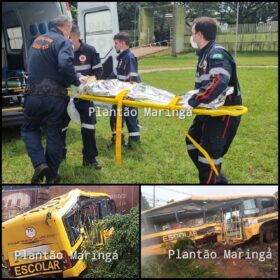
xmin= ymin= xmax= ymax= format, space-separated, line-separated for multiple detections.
xmin=141 ymin=195 xmax=278 ymax=256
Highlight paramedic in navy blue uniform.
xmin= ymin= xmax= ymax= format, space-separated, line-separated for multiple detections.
xmin=184 ymin=17 xmax=242 ymax=184
xmin=21 ymin=15 xmax=85 ymax=184
xmin=107 ymin=32 xmax=141 ymax=148
xmin=61 ymin=23 xmax=102 ymax=170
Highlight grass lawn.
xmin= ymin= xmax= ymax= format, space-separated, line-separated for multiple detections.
xmin=2 ymin=52 xmax=278 ymax=184
xmin=138 ymin=51 xmax=278 ymax=69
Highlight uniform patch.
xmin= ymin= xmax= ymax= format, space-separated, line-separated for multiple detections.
xmin=211 ymin=53 xmax=224 ymax=59
xmin=79 ymin=55 xmax=87 ymax=63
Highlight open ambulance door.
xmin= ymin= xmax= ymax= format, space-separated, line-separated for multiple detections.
xmin=77 ymin=2 xmax=119 ymax=79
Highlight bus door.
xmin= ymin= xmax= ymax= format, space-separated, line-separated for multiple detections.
xmin=221 ymin=205 xmax=243 ymax=244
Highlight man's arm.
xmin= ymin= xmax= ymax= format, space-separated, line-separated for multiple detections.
xmin=188 ymin=51 xmax=232 ymax=108
xmin=57 ymin=40 xmax=80 ymax=86
xmin=125 ymin=56 xmax=140 ymax=83
xmin=91 ymin=50 xmax=103 ymax=80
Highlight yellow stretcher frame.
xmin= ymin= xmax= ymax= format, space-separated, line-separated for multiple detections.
xmin=68 ymin=88 xmax=248 ymax=176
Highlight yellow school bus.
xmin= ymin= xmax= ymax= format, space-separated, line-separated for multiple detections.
xmin=2 ymin=189 xmax=116 ymax=278
xmin=141 ymin=194 xmax=278 ymax=256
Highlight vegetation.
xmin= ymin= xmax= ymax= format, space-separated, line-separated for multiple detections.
xmin=83 ymin=207 xmax=139 ymax=278
xmin=142 ymin=237 xmax=219 ymax=278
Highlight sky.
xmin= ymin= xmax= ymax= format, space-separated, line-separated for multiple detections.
xmin=141 ymin=185 xmax=278 ymax=208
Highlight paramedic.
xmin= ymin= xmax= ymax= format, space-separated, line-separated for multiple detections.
xmin=184 ymin=17 xmax=242 ymax=184
xmin=107 ymin=32 xmax=141 ymax=148
xmin=21 ymin=15 xmax=85 ymax=184
xmin=61 ymin=23 xmax=102 ymax=170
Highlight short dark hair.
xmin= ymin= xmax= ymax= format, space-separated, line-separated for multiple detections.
xmin=71 ymin=22 xmax=80 ymax=34
xmin=193 ymin=17 xmax=217 ymax=41
xmin=113 ymin=32 xmax=130 ymax=46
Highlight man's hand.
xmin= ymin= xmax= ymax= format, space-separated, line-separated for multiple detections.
xmin=79 ymin=75 xmax=88 ymax=84
xmin=78 ymin=84 xmax=84 ymax=94
xmin=182 ymin=102 xmax=193 ymax=112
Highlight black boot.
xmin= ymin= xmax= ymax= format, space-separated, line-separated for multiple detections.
xmin=83 ymin=158 xmax=102 ymax=170
xmin=107 ymin=135 xmax=125 ymax=149
xmin=124 ymin=140 xmax=141 ymax=149
xmin=46 ymin=174 xmax=61 ymax=184
xmin=217 ymin=172 xmax=228 ymax=184
xmin=31 ymin=163 xmax=50 ymax=184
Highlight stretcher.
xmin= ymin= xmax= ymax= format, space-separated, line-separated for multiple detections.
xmin=68 ymin=78 xmax=248 ymax=176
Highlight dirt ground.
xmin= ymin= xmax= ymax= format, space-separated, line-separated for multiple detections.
xmin=195 ymin=237 xmax=278 ymax=278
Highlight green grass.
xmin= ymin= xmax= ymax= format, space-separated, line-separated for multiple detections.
xmin=2 ymin=53 xmax=278 ymax=183
xmin=138 ymin=52 xmax=278 ymax=69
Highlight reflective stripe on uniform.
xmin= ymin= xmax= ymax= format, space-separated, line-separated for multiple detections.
xmin=214 ymin=46 xmax=227 ymax=51
xmin=61 ymin=126 xmax=68 ymax=132
xmin=128 ymin=132 xmax=140 ymax=136
xmin=82 ymin=123 xmax=95 ymax=130
xmin=92 ymin=63 xmax=102 ymax=70
xmin=209 ymin=67 xmax=231 ymax=79
xmin=187 ymin=144 xmax=197 ymax=151
xmin=195 ymin=74 xmax=211 ymax=83
xmin=75 ymin=64 xmax=91 ymax=71
xmin=117 ymin=72 xmax=138 ymax=80
xmin=198 ymin=155 xmax=223 ymax=165
xmin=130 ymin=72 xmax=138 ymax=77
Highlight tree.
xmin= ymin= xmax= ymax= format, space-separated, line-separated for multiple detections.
xmin=117 ymin=2 xmax=172 ymax=40
xmin=219 ymin=2 xmax=271 ymax=24
xmin=70 ymin=5 xmax=77 ymax=22
xmin=181 ymin=2 xmax=278 ymax=25
xmin=181 ymin=2 xmax=220 ymax=27
xmin=141 ymin=193 xmax=151 ymax=211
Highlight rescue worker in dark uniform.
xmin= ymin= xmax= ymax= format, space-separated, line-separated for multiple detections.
xmin=184 ymin=17 xmax=242 ymax=184
xmin=61 ymin=23 xmax=102 ymax=170
xmin=107 ymin=32 xmax=141 ymax=148
xmin=21 ymin=15 xmax=85 ymax=184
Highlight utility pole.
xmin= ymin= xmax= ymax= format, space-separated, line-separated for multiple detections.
xmin=234 ymin=2 xmax=239 ymax=59
xmin=153 ymin=186 xmax=155 ymax=208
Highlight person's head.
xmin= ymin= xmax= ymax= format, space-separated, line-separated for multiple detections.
xmin=191 ymin=17 xmax=218 ymax=49
xmin=113 ymin=32 xmax=130 ymax=53
xmin=70 ymin=23 xmax=81 ymax=51
xmin=52 ymin=15 xmax=72 ymax=38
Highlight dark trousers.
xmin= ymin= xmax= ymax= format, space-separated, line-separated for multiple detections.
xmin=21 ymin=95 xmax=67 ymax=178
xmin=110 ymin=104 xmax=140 ymax=143
xmin=185 ymin=115 xmax=241 ymax=184
xmin=62 ymin=98 xmax=98 ymax=162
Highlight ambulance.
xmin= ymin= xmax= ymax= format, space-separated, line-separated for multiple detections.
xmin=2 ymin=2 xmax=119 ymax=126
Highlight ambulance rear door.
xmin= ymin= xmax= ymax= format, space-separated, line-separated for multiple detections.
xmin=77 ymin=2 xmax=119 ymax=79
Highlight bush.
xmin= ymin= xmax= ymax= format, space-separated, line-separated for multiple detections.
xmin=83 ymin=207 xmax=139 ymax=278
xmin=141 ymin=237 xmax=218 ymax=278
